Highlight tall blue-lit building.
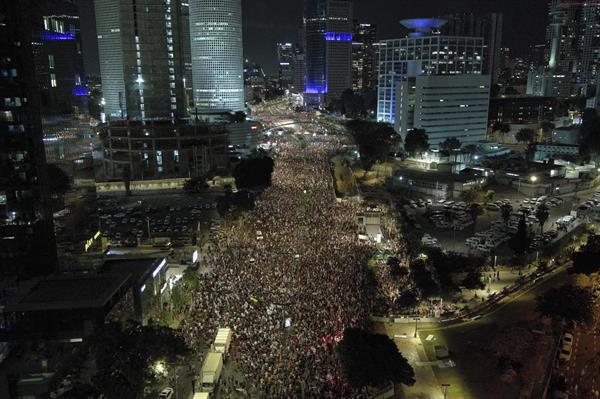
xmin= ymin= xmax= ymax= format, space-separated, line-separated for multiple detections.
xmin=303 ymin=0 xmax=353 ymax=106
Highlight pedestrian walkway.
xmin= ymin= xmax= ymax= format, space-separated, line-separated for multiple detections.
xmin=379 ymin=323 xmax=444 ymax=399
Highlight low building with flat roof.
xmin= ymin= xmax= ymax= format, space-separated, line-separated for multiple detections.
xmin=1 ymin=274 xmax=129 ymax=340
xmin=391 ymin=168 xmax=488 ymax=199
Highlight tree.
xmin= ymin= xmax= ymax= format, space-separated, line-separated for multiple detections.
xmin=233 ymin=154 xmax=275 ymax=188
xmin=92 ymin=322 xmax=190 ymax=399
xmin=515 ymin=128 xmax=535 ymax=144
xmin=403 ymin=129 xmax=429 ymax=156
xmin=536 ymin=284 xmax=593 ymax=323
xmin=535 ymin=204 xmax=550 ymax=234
xmin=398 ymin=289 xmax=419 ymax=308
xmin=46 ymin=164 xmax=71 ymax=196
xmin=484 ymin=190 xmax=496 ymax=203
xmin=347 ymin=121 xmax=396 ymax=168
xmin=572 ymin=234 xmax=600 ymax=275
xmin=461 ymin=270 xmax=485 ymax=290
xmin=509 ymin=215 xmax=531 ymax=256
xmin=336 ymin=328 xmax=415 ymax=389
xmin=500 ymin=203 xmax=513 ymax=225
xmin=183 ymin=175 xmax=209 ymax=194
xmin=469 ymin=203 xmax=483 ymax=223
xmin=231 ymin=111 xmax=246 ymax=123
xmin=340 ymin=89 xmax=366 ymax=119
xmin=464 ymin=144 xmax=478 ymax=154
xmin=459 ymin=189 xmax=478 ymax=204
xmin=440 ymin=137 xmax=461 ymax=153
xmin=492 ymin=122 xmax=510 ymax=134
xmin=387 ymin=256 xmax=408 ymax=278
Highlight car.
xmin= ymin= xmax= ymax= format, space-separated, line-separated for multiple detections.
xmin=159 ymin=388 xmax=174 ymax=399
xmin=434 ymin=345 xmax=449 ymax=359
xmin=559 ymin=346 xmax=572 ymax=362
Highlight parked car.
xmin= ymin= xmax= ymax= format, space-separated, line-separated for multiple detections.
xmin=159 ymin=388 xmax=174 ymax=399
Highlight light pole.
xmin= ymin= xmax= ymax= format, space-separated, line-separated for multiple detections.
xmin=413 ymin=317 xmax=420 ymax=338
xmin=442 ymin=383 xmax=451 ymax=399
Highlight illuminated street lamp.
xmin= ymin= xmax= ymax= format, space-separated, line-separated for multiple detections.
xmin=442 ymin=383 xmax=451 ymax=398
xmin=529 ymin=175 xmax=538 ymax=183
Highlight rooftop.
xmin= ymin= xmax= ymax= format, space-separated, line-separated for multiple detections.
xmin=101 ymin=257 xmax=166 ymax=287
xmin=6 ymin=274 xmax=129 ymax=312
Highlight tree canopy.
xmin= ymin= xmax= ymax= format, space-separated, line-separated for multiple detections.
xmin=336 ymin=328 xmax=415 ymax=389
xmin=404 ymin=129 xmax=429 ymax=156
xmin=440 ymin=137 xmax=461 ymax=153
xmin=536 ymin=284 xmax=593 ymax=323
xmin=340 ymin=89 xmax=366 ymax=119
xmin=509 ymin=215 xmax=531 ymax=256
xmin=346 ymin=120 xmax=397 ymax=168
xmin=92 ymin=322 xmax=189 ymax=399
xmin=47 ymin=163 xmax=71 ymax=196
xmin=233 ymin=153 xmax=275 ymax=189
xmin=535 ymin=204 xmax=550 ymax=234
xmin=572 ymin=234 xmax=600 ymax=275
xmin=515 ymin=128 xmax=536 ymax=144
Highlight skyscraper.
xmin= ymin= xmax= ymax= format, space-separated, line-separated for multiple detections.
xmin=352 ymin=22 xmax=377 ymax=91
xmin=442 ymin=12 xmax=503 ymax=83
xmin=304 ymin=0 xmax=353 ymax=105
xmin=95 ymin=0 xmax=189 ymax=120
xmin=33 ymin=0 xmax=86 ymax=117
xmin=277 ymin=42 xmax=295 ymax=90
xmin=0 ymin=1 xmax=58 ymax=279
xmin=189 ymin=0 xmax=245 ymax=112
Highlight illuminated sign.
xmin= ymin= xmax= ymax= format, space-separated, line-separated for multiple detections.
xmin=72 ymin=85 xmax=88 ymax=97
xmin=41 ymin=31 xmax=76 ymax=41
xmin=84 ymin=231 xmax=101 ymax=252
xmin=192 ymin=250 xmax=199 ymax=264
xmin=324 ymin=32 xmax=353 ymax=41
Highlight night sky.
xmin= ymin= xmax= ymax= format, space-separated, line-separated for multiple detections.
xmin=79 ymin=0 xmax=549 ymax=77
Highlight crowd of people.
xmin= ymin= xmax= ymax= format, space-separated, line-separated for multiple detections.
xmin=181 ymin=136 xmax=378 ymax=398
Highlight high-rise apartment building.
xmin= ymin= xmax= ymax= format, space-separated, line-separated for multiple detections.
xmin=189 ymin=0 xmax=244 ymax=112
xmin=352 ymin=22 xmax=377 ymax=91
xmin=0 ymin=1 xmax=58 ymax=279
xmin=95 ymin=0 xmax=189 ymax=120
xmin=377 ymin=19 xmax=484 ymax=124
xmin=442 ymin=12 xmax=503 ymax=83
xmin=304 ymin=0 xmax=353 ymax=105
xmin=277 ymin=42 xmax=295 ymax=90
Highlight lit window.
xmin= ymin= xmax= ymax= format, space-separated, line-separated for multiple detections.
xmin=48 ymin=54 xmax=55 ymax=69
xmin=50 ymin=73 xmax=57 ymax=87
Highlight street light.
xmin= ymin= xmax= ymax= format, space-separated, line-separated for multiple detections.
xmin=530 ymin=175 xmax=538 ymax=183
xmin=413 ymin=317 xmax=420 ymax=338
xmin=442 ymin=383 xmax=451 ymax=399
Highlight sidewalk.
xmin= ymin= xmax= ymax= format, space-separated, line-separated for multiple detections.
xmin=377 ymin=323 xmax=444 ymax=399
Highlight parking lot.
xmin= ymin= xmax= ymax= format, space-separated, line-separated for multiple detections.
xmin=98 ymin=194 xmax=219 ymax=248
xmin=399 ymin=193 xmax=580 ymax=256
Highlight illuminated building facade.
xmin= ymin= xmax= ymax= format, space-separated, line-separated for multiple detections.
xmin=377 ymin=18 xmax=484 ymax=124
xmin=352 ymin=22 xmax=377 ymax=91
xmin=95 ymin=0 xmax=188 ymax=120
xmin=0 ymin=1 xmax=58 ymax=279
xmin=189 ymin=0 xmax=245 ymax=112
xmin=277 ymin=42 xmax=295 ymax=90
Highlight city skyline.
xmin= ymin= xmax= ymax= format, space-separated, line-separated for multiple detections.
xmin=79 ymin=0 xmax=548 ymax=76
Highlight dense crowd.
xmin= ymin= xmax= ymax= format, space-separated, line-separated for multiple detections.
xmin=181 ymin=136 xmax=376 ymax=398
